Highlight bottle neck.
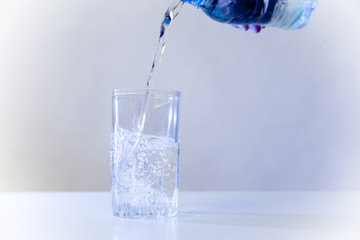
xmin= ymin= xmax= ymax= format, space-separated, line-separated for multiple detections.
xmin=184 ymin=0 xmax=206 ymax=7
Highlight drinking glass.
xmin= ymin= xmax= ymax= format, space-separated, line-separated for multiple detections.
xmin=111 ymin=89 xmax=181 ymax=218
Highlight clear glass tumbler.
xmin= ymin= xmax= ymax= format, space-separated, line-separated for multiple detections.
xmin=111 ymin=89 xmax=181 ymax=218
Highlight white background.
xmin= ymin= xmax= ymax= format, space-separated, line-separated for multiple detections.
xmin=0 ymin=0 xmax=359 ymax=191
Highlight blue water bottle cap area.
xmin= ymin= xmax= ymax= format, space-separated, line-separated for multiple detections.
xmin=184 ymin=0 xmax=207 ymax=7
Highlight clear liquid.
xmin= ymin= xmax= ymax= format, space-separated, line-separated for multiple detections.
xmin=146 ymin=0 xmax=184 ymax=89
xmin=133 ymin=0 xmax=184 ymax=135
xmin=111 ymin=127 xmax=179 ymax=218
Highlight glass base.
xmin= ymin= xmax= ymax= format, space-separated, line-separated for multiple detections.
xmin=112 ymin=203 xmax=178 ymax=219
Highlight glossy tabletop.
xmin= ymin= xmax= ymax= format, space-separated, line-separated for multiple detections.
xmin=0 ymin=192 xmax=359 ymax=240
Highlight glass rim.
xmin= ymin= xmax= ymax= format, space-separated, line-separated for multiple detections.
xmin=111 ymin=89 xmax=181 ymax=97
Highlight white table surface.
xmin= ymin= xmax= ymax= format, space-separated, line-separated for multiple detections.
xmin=0 ymin=192 xmax=360 ymax=240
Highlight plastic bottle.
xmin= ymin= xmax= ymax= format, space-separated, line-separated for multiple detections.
xmin=184 ymin=0 xmax=318 ymax=30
